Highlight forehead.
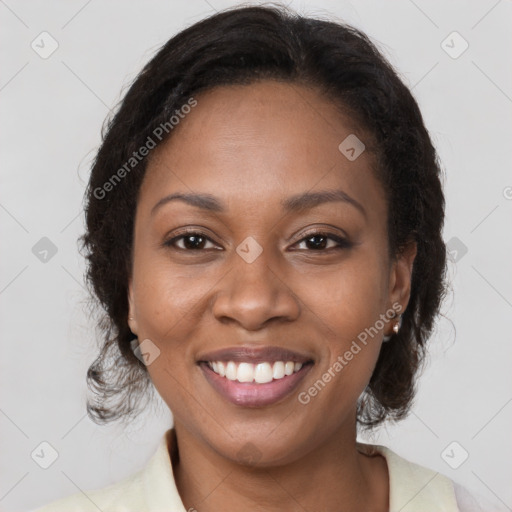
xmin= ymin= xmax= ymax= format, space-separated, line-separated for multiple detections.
xmin=140 ymin=80 xmax=384 ymax=218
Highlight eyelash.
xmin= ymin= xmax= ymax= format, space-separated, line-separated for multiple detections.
xmin=163 ymin=229 xmax=351 ymax=253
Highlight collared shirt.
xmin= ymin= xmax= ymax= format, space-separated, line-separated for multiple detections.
xmin=33 ymin=429 xmax=503 ymax=512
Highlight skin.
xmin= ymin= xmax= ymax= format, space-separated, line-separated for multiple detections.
xmin=128 ymin=80 xmax=417 ymax=511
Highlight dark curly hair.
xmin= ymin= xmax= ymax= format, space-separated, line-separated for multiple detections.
xmin=80 ymin=3 xmax=446 ymax=429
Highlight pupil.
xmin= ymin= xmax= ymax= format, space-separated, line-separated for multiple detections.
xmin=307 ymin=235 xmax=326 ymax=249
xmin=184 ymin=235 xmax=204 ymax=249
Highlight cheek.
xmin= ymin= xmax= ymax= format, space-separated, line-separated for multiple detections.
xmin=298 ymin=249 xmax=389 ymax=337
xmin=294 ymin=284 xmax=385 ymax=429
xmin=129 ymin=249 xmax=230 ymax=404
xmin=130 ymin=262 xmax=210 ymax=416
xmin=294 ymin=249 xmax=388 ymax=392
xmin=132 ymin=255 xmax=217 ymax=340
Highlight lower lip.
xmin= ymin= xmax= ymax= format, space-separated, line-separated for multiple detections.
xmin=199 ymin=362 xmax=313 ymax=407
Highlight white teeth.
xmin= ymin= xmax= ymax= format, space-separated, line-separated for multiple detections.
xmin=254 ymin=362 xmax=273 ymax=384
xmin=272 ymin=361 xmax=285 ymax=379
xmin=225 ymin=361 xmax=237 ymax=380
xmin=217 ymin=361 xmax=226 ymax=377
xmin=207 ymin=360 xmax=306 ymax=383
xmin=237 ymin=362 xmax=254 ymax=383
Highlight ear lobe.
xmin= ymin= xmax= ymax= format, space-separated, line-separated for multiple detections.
xmin=127 ymin=279 xmax=138 ymax=335
xmin=389 ymin=240 xmax=417 ymax=310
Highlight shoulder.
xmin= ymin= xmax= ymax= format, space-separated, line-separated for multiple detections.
xmin=31 ymin=429 xmax=182 ymax=512
xmin=357 ymin=441 xmax=506 ymax=512
xmin=31 ymin=469 xmax=147 ymax=512
xmin=371 ymin=443 xmax=458 ymax=510
xmin=452 ymin=480 xmax=510 ymax=512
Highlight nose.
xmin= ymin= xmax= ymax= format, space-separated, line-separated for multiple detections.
xmin=211 ymin=250 xmax=301 ymax=331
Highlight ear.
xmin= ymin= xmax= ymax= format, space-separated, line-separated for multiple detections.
xmin=387 ymin=240 xmax=417 ymax=313
xmin=127 ymin=277 xmax=138 ymax=335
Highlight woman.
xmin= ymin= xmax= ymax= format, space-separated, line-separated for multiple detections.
xmin=34 ymin=4 xmax=503 ymax=511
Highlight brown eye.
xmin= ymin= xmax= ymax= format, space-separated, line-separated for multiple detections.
xmin=181 ymin=234 xmax=207 ymax=250
xmin=295 ymin=232 xmax=350 ymax=251
xmin=165 ymin=232 xmax=218 ymax=251
xmin=303 ymin=234 xmax=329 ymax=250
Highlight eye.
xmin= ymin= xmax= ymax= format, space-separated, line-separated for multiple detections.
xmin=164 ymin=231 xmax=220 ymax=251
xmin=163 ymin=230 xmax=350 ymax=252
xmin=293 ymin=232 xmax=350 ymax=251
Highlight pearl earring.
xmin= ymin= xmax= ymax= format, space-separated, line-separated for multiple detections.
xmin=383 ymin=314 xmax=402 ymax=342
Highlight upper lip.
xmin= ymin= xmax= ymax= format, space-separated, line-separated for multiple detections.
xmin=197 ymin=345 xmax=313 ymax=364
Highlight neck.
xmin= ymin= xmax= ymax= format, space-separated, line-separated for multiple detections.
xmin=171 ymin=420 xmax=388 ymax=512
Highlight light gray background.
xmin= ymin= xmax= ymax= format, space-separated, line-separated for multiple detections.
xmin=1 ymin=1 xmax=511 ymax=511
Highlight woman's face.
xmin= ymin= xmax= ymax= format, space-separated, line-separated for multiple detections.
xmin=128 ymin=80 xmax=415 ymax=465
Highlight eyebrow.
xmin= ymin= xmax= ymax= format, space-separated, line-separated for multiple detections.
xmin=282 ymin=189 xmax=366 ymax=217
xmin=150 ymin=189 xmax=366 ymax=218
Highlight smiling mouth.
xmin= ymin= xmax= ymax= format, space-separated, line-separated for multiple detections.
xmin=196 ymin=345 xmax=314 ymax=407
xmin=199 ymin=360 xmax=314 ymax=408
xmin=204 ymin=360 xmax=309 ymax=383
